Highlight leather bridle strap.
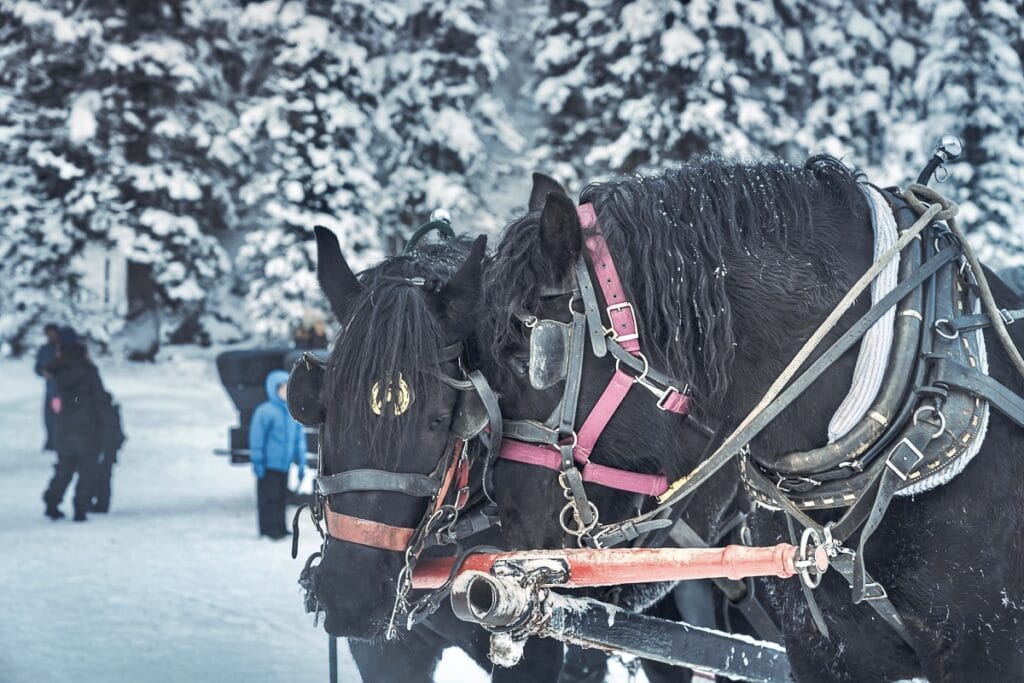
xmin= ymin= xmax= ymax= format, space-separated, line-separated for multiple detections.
xmin=499 ymin=369 xmax=671 ymax=496
xmin=324 ymin=503 xmax=416 ymax=553
xmin=319 ymin=439 xmax=469 ymax=552
xmin=579 ymin=203 xmax=641 ymax=354
xmin=316 ymin=469 xmax=440 ymax=497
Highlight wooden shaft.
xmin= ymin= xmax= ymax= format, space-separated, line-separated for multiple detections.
xmin=411 ymin=543 xmax=803 ymax=590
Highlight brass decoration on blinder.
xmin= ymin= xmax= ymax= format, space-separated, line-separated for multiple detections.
xmin=370 ymin=373 xmax=412 ymax=416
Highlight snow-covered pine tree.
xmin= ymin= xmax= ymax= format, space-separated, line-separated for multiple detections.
xmin=0 ymin=0 xmax=248 ymax=349
xmin=0 ymin=7 xmax=73 ymax=353
xmin=230 ymin=0 xmax=392 ymax=340
xmin=786 ymin=0 xmax=914 ymax=173
xmin=233 ymin=0 xmax=522 ymax=340
xmin=907 ymin=0 xmax=1024 ymax=268
xmin=529 ymin=0 xmax=807 ymax=182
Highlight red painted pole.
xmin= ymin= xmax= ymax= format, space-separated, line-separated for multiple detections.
xmin=411 ymin=543 xmax=807 ymax=590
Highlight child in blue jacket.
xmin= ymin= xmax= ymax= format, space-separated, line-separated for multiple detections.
xmin=250 ymin=370 xmax=306 ymax=539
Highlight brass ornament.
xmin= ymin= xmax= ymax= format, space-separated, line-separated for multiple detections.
xmin=370 ymin=373 xmax=412 ymax=416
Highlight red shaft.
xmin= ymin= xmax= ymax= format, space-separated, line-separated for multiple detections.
xmin=412 ymin=543 xmax=799 ymax=590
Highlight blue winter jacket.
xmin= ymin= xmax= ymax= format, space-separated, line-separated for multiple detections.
xmin=250 ymin=370 xmax=307 ymax=479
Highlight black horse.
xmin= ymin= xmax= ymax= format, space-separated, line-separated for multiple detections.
xmin=290 ymin=229 xmax=571 ymax=681
xmin=478 ymin=160 xmax=1024 ymax=681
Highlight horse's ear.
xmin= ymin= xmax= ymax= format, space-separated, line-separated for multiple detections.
xmin=436 ymin=235 xmax=487 ymax=335
xmin=314 ymin=225 xmax=362 ymax=322
xmin=538 ymin=192 xmax=581 ymax=274
xmin=529 ymin=172 xmax=567 ymax=212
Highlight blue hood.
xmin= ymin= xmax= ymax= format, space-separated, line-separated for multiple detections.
xmin=265 ymin=370 xmax=290 ymax=405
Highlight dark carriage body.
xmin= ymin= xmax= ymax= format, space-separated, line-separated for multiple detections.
xmin=214 ymin=347 xmax=324 ymax=468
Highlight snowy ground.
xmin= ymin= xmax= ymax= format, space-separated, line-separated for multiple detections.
xmin=0 ymin=349 xmax=497 ymax=683
xmin=0 ymin=348 xmax=652 ymax=682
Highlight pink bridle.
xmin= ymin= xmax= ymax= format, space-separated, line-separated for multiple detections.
xmin=498 ymin=203 xmax=691 ymax=498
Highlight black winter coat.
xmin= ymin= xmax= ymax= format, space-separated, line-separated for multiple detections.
xmin=47 ymin=353 xmax=110 ymax=455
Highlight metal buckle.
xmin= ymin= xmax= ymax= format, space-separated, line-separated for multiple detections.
xmin=1000 ymin=308 xmax=1015 ymax=325
xmin=885 ymin=438 xmax=925 ymax=480
xmin=605 ymin=301 xmax=639 ymax=342
xmin=655 ymin=385 xmax=683 ymax=411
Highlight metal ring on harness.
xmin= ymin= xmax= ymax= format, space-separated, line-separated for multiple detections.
xmin=796 ymin=527 xmax=825 ymax=589
xmin=615 ymin=352 xmax=650 ymax=384
xmin=560 ymin=499 xmax=600 ymax=541
xmin=913 ymin=405 xmax=947 ymax=439
xmin=934 ymin=318 xmax=959 ymax=340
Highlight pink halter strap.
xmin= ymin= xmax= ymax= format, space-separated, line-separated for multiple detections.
xmin=498 ymin=203 xmax=691 ymax=497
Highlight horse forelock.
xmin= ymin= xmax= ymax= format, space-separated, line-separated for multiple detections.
xmin=324 ymin=241 xmax=470 ymax=469
xmin=483 ymin=155 xmax=866 ymax=403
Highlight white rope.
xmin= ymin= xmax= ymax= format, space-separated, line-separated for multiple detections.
xmin=827 ymin=185 xmax=900 ymax=442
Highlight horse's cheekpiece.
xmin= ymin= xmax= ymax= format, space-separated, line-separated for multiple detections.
xmin=370 ymin=373 xmax=413 ymax=416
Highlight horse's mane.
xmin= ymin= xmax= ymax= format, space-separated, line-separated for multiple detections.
xmin=325 ymin=238 xmax=472 ymax=467
xmin=482 ymin=155 xmax=866 ymax=401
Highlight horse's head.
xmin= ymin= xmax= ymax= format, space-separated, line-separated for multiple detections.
xmin=296 ymin=226 xmax=486 ymax=639
xmin=478 ymin=174 xmax=715 ymax=551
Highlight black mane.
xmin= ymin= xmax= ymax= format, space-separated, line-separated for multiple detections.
xmin=324 ymin=238 xmax=472 ymax=467
xmin=482 ymin=155 xmax=867 ymax=401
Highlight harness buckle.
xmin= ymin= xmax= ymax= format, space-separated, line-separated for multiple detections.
xmin=655 ymin=385 xmax=687 ymax=412
xmin=605 ymin=302 xmax=639 ymax=343
xmin=885 ymin=437 xmax=926 ymax=480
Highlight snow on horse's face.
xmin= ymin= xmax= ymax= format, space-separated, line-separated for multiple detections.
xmin=297 ymin=227 xmax=484 ymax=638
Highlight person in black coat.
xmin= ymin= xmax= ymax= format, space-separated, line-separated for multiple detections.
xmin=91 ymin=395 xmax=125 ymax=514
xmin=34 ymin=323 xmax=60 ymax=451
xmin=42 ymin=328 xmax=110 ymax=522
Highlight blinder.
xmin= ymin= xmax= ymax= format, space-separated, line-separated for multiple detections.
xmin=528 ymin=318 xmax=572 ymax=390
xmin=287 ymin=352 xmax=327 ymax=426
xmin=452 ymin=382 xmax=490 ymax=439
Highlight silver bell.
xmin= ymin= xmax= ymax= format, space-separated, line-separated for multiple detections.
xmin=430 ymin=208 xmax=451 ymax=225
xmin=935 ymin=135 xmax=963 ymax=161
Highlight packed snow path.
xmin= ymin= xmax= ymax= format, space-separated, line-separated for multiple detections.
xmin=0 ymin=350 xmax=493 ymax=683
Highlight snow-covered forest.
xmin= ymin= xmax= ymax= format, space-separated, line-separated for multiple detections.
xmin=1 ymin=0 xmax=1022 ymax=353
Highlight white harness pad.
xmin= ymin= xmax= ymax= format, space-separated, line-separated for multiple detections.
xmin=827 ymin=185 xmax=900 ymax=442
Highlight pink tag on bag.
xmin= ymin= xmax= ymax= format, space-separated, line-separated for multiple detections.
xmin=51 ymin=396 xmax=62 ymax=414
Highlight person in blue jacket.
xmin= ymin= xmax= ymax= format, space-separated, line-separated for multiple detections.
xmin=250 ymin=369 xmax=306 ymax=539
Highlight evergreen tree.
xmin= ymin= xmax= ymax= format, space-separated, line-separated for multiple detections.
xmin=528 ymin=0 xmax=807 ymax=182
xmin=233 ymin=0 xmax=521 ymax=339
xmin=908 ymin=0 xmax=1024 ymax=267
xmin=0 ymin=0 xmax=249 ymax=348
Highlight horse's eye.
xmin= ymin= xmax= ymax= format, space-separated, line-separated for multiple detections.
xmin=511 ymin=355 xmax=530 ymax=377
xmin=429 ymin=414 xmax=451 ymax=431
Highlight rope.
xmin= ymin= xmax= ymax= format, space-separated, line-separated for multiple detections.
xmin=904 ymin=183 xmax=1024 ymax=382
